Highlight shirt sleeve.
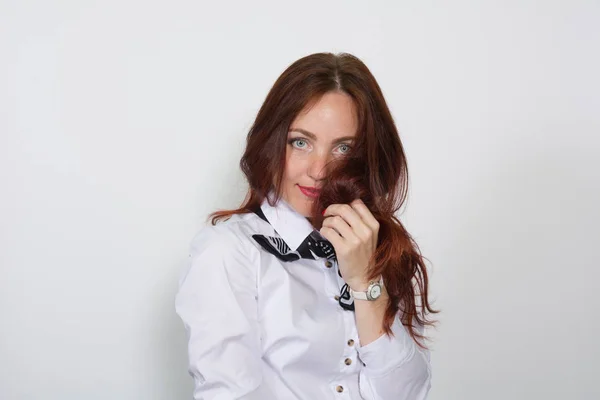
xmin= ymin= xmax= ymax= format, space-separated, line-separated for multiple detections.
xmin=357 ymin=316 xmax=432 ymax=400
xmin=175 ymin=224 xmax=276 ymax=400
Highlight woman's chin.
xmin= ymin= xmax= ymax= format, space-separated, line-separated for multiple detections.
xmin=296 ymin=205 xmax=313 ymax=218
xmin=283 ymin=192 xmax=315 ymax=217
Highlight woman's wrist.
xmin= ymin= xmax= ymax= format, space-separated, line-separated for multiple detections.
xmin=347 ymin=275 xmax=380 ymax=292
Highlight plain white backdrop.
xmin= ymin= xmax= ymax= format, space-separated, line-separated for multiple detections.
xmin=1 ymin=1 xmax=599 ymax=399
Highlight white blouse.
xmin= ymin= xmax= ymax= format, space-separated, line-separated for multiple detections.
xmin=175 ymin=195 xmax=432 ymax=399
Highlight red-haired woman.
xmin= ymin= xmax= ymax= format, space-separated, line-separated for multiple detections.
xmin=176 ymin=52 xmax=439 ymax=400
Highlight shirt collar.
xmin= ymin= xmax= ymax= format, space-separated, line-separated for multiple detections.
xmin=260 ymin=190 xmax=316 ymax=251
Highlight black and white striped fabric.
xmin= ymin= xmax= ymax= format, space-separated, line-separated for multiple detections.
xmin=251 ymin=234 xmax=301 ymax=262
xmin=251 ymin=206 xmax=355 ymax=311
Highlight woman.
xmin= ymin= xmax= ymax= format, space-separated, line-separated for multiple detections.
xmin=175 ymin=52 xmax=439 ymax=399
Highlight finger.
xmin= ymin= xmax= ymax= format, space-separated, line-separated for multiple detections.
xmin=326 ymin=202 xmax=373 ymax=243
xmin=319 ymin=226 xmax=343 ymax=250
xmin=324 ymin=203 xmax=365 ymax=231
xmin=350 ymin=199 xmax=380 ymax=235
xmin=322 ymin=215 xmax=356 ymax=242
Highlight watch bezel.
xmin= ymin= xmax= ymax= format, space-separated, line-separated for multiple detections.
xmin=366 ymin=281 xmax=382 ymax=301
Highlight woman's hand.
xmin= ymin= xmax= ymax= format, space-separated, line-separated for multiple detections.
xmin=319 ymin=198 xmax=380 ymax=291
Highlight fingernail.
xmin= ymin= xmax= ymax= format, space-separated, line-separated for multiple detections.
xmin=321 ymin=209 xmax=326 ymax=216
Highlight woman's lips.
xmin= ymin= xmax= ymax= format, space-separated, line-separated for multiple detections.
xmin=298 ymin=185 xmax=320 ymax=199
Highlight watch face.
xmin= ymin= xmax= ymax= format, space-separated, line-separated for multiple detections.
xmin=369 ymin=284 xmax=382 ymax=300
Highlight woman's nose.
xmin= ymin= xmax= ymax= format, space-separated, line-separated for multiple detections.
xmin=307 ymin=152 xmax=329 ymax=181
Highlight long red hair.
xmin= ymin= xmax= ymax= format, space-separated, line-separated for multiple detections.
xmin=208 ymin=52 xmax=439 ymax=350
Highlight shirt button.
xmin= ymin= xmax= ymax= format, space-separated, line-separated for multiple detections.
xmin=334 ymin=295 xmax=340 ymax=301
xmin=344 ymin=358 xmax=352 ymax=365
xmin=336 ymin=385 xmax=344 ymax=393
xmin=347 ymin=339 xmax=355 ymax=346
xmin=325 ymin=260 xmax=333 ymax=268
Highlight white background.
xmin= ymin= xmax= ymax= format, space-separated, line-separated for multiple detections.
xmin=1 ymin=1 xmax=599 ymax=399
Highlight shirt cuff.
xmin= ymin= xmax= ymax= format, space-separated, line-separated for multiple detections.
xmin=356 ymin=316 xmax=418 ymax=377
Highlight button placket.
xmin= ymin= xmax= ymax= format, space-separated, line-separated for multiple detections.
xmin=336 ymin=311 xmax=358 ymax=377
xmin=330 ymin=379 xmax=352 ymax=397
xmin=322 ymin=258 xmax=343 ymax=304
xmin=343 ymin=315 xmax=360 ymax=371
xmin=328 ymin=302 xmax=356 ymax=399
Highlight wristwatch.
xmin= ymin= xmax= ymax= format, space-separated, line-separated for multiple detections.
xmin=349 ymin=276 xmax=384 ymax=301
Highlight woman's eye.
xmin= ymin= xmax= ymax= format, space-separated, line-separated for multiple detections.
xmin=337 ymin=144 xmax=351 ymax=154
xmin=290 ymin=138 xmax=308 ymax=149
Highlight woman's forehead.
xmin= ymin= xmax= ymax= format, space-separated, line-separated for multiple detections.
xmin=289 ymin=93 xmax=358 ymax=140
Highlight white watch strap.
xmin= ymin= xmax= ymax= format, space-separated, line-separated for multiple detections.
xmin=350 ymin=288 xmax=368 ymax=301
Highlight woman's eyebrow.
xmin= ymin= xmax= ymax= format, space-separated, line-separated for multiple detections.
xmin=289 ymin=128 xmax=355 ymax=144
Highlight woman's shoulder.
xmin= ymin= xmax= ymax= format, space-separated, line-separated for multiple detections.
xmin=181 ymin=212 xmax=266 ymax=286
xmin=178 ymin=213 xmax=266 ymax=298
xmin=189 ymin=211 xmax=268 ymax=257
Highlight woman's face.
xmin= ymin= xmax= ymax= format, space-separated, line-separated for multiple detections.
xmin=280 ymin=91 xmax=358 ymax=217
